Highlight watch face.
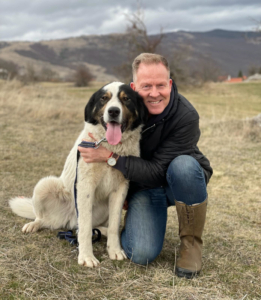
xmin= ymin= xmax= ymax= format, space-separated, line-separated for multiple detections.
xmin=107 ymin=157 xmax=116 ymax=166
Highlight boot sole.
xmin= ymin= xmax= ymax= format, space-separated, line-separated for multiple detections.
xmin=176 ymin=267 xmax=200 ymax=279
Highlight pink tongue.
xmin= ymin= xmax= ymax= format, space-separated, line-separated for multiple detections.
xmin=106 ymin=123 xmax=122 ymax=145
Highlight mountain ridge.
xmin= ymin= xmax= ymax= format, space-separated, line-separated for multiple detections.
xmin=0 ymin=29 xmax=260 ymax=81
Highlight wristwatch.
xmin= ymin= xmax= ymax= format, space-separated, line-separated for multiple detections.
xmin=107 ymin=153 xmax=119 ymax=166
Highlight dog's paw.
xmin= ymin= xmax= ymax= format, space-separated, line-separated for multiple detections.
xmin=78 ymin=254 xmax=100 ymax=268
xmin=107 ymin=247 xmax=127 ymax=260
xmin=22 ymin=221 xmax=40 ymax=233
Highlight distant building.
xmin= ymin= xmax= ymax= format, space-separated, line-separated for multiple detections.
xmin=218 ymin=75 xmax=247 ymax=83
xmin=226 ymin=75 xmax=247 ymax=83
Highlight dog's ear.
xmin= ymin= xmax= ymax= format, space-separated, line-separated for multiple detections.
xmin=131 ymin=93 xmax=148 ymax=129
xmin=137 ymin=93 xmax=149 ymax=124
xmin=84 ymin=92 xmax=98 ymax=125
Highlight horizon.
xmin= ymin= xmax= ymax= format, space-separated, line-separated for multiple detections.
xmin=0 ymin=28 xmax=259 ymax=43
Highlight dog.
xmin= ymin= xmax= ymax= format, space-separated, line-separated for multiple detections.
xmin=9 ymin=82 xmax=147 ymax=268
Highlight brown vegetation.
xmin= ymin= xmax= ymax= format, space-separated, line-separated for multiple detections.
xmin=74 ymin=65 xmax=94 ymax=87
xmin=0 ymin=80 xmax=261 ymax=299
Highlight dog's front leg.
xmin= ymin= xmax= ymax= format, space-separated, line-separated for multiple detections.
xmin=77 ymin=184 xmax=99 ymax=268
xmin=107 ymin=181 xmax=128 ymax=260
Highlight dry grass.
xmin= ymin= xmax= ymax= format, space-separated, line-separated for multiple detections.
xmin=0 ymin=80 xmax=260 ymax=299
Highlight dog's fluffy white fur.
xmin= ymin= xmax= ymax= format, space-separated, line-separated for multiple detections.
xmin=9 ymin=82 xmax=145 ymax=268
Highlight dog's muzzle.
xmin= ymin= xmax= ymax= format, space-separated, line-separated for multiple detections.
xmin=108 ymin=106 xmax=120 ymax=121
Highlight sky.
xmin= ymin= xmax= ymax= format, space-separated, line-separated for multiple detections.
xmin=0 ymin=0 xmax=261 ymax=42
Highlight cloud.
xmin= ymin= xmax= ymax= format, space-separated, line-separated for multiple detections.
xmin=0 ymin=0 xmax=260 ymax=41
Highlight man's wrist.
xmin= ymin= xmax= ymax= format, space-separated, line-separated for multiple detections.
xmin=107 ymin=153 xmax=119 ymax=166
xmin=112 ymin=156 xmax=127 ymax=177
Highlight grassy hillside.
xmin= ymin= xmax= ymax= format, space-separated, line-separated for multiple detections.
xmin=0 ymin=81 xmax=260 ymax=299
xmin=1 ymin=30 xmax=261 ymax=81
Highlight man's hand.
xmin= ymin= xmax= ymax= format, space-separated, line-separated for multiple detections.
xmin=78 ymin=133 xmax=112 ymax=163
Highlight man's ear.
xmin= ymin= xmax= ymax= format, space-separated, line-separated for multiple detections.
xmin=130 ymin=82 xmax=135 ymax=91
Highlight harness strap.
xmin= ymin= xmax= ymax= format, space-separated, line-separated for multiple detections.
xmin=73 ymin=149 xmax=80 ymax=218
xmin=57 ymin=229 xmax=101 ymax=246
xmin=58 ymin=138 xmax=106 ymax=246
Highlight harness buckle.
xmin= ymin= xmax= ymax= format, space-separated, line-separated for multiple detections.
xmin=94 ymin=137 xmax=107 ymax=149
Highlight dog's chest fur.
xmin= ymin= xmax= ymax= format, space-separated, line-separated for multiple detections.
xmin=77 ymin=122 xmax=141 ymax=204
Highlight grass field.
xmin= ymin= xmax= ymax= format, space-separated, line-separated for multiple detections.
xmin=0 ymin=80 xmax=260 ymax=300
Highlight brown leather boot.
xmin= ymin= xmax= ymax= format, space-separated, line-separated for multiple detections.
xmin=175 ymin=199 xmax=207 ymax=279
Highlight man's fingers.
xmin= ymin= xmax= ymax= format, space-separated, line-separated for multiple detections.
xmin=78 ymin=146 xmax=94 ymax=153
xmin=88 ymin=132 xmax=95 ymax=140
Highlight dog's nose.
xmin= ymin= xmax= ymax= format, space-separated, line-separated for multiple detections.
xmin=108 ymin=107 xmax=120 ymax=118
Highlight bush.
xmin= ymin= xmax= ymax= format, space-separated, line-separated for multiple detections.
xmin=0 ymin=59 xmax=18 ymax=80
xmin=74 ymin=65 xmax=94 ymax=87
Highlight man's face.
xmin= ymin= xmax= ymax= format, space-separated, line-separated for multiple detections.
xmin=131 ymin=63 xmax=172 ymax=115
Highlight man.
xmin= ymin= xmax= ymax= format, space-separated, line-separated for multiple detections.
xmin=79 ymin=53 xmax=213 ymax=278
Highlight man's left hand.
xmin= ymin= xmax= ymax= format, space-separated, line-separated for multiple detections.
xmin=78 ymin=133 xmax=112 ymax=163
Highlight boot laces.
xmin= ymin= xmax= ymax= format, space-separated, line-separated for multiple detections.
xmin=185 ymin=206 xmax=195 ymax=245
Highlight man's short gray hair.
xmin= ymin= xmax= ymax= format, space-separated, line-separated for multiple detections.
xmin=132 ymin=53 xmax=170 ymax=82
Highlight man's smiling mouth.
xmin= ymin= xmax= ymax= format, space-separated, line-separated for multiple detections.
xmin=148 ymin=100 xmax=162 ymax=104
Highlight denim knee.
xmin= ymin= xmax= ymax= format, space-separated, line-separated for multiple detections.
xmin=121 ymin=189 xmax=167 ymax=265
xmin=166 ymin=155 xmax=207 ymax=205
xmin=167 ymin=155 xmax=198 ymax=182
xmin=121 ymin=230 xmax=161 ymax=265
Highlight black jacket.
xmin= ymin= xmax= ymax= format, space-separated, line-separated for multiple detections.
xmin=116 ymin=80 xmax=213 ymax=198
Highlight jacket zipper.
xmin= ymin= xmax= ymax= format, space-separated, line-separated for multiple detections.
xmin=141 ymin=124 xmax=156 ymax=134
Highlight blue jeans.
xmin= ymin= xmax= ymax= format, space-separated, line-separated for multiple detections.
xmin=121 ymin=155 xmax=207 ymax=265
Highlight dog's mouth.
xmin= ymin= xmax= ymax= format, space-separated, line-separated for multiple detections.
xmin=101 ymin=119 xmax=125 ymax=145
xmin=106 ymin=121 xmax=122 ymax=145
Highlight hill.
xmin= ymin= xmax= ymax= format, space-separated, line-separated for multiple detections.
xmin=0 ymin=29 xmax=260 ymax=81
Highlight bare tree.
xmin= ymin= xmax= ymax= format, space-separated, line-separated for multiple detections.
xmin=39 ymin=67 xmax=59 ymax=82
xmin=193 ymin=57 xmax=220 ymax=83
xmin=0 ymin=59 xmax=18 ymax=80
xmin=254 ymin=18 xmax=261 ymax=34
xmin=115 ymin=2 xmax=164 ymax=82
xmin=74 ymin=65 xmax=94 ymax=87
xmin=125 ymin=4 xmax=164 ymax=54
xmin=169 ymin=45 xmax=192 ymax=86
xmin=115 ymin=1 xmax=192 ymax=86
xmin=19 ymin=63 xmax=38 ymax=84
xmin=245 ymin=18 xmax=261 ymax=43
xmin=248 ymin=65 xmax=261 ymax=75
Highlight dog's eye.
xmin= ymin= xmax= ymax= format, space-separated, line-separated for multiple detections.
xmin=101 ymin=96 xmax=108 ymax=101
xmin=123 ymin=96 xmax=130 ymax=102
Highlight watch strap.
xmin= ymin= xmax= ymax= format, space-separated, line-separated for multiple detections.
xmin=112 ymin=153 xmax=119 ymax=161
xmin=106 ymin=152 xmax=113 ymax=162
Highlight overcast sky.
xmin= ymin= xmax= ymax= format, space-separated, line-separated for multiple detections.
xmin=1 ymin=0 xmax=261 ymax=42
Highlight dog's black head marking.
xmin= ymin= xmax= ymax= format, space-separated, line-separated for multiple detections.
xmin=84 ymin=83 xmax=148 ymax=132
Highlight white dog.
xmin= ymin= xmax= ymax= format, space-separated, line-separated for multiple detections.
xmin=9 ymin=82 xmax=147 ymax=268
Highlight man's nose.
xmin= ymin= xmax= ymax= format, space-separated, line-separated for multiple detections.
xmin=149 ymin=86 xmax=160 ymax=97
